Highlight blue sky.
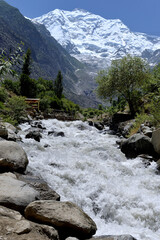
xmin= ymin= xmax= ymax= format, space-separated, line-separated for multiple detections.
xmin=5 ymin=0 xmax=160 ymax=36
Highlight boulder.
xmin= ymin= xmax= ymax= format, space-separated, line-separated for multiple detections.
xmin=0 ymin=124 xmax=8 ymax=139
xmin=48 ymin=131 xmax=65 ymax=137
xmin=0 ymin=173 xmax=39 ymax=212
xmin=156 ymin=159 xmax=160 ymax=171
xmin=117 ymin=120 xmax=135 ymax=137
xmin=109 ymin=113 xmax=133 ymax=132
xmin=31 ymin=121 xmax=46 ymax=129
xmin=88 ymin=235 xmax=137 ymax=240
xmin=55 ymin=131 xmax=65 ymax=137
xmin=25 ymin=130 xmax=42 ymax=142
xmin=0 ymin=122 xmax=20 ymax=141
xmin=152 ymin=128 xmax=160 ymax=155
xmin=120 ymin=133 xmax=156 ymax=158
xmin=0 ymin=206 xmax=59 ymax=240
xmin=17 ymin=174 xmax=60 ymax=201
xmin=0 ymin=140 xmax=28 ymax=173
xmin=94 ymin=122 xmax=104 ymax=131
xmin=25 ymin=200 xmax=97 ymax=239
xmin=139 ymin=124 xmax=153 ymax=138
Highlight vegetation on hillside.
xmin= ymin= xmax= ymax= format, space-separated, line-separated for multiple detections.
xmin=0 ymin=47 xmax=81 ymax=125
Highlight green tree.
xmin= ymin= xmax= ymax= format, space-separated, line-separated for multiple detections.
xmin=20 ymin=74 xmax=37 ymax=97
xmin=22 ymin=48 xmax=31 ymax=76
xmin=20 ymin=49 xmax=37 ymax=97
xmin=96 ymin=55 xmax=150 ymax=117
xmin=54 ymin=71 xmax=63 ymax=99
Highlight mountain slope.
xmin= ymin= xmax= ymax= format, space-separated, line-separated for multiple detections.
xmin=33 ymin=8 xmax=160 ymax=70
xmin=0 ymin=1 xmax=99 ymax=107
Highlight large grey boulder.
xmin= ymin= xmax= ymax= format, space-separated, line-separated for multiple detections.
xmin=17 ymin=174 xmax=60 ymax=201
xmin=121 ymin=133 xmax=156 ymax=158
xmin=0 ymin=122 xmax=20 ymax=141
xmin=152 ymin=128 xmax=160 ymax=155
xmin=25 ymin=200 xmax=97 ymax=239
xmin=88 ymin=235 xmax=137 ymax=240
xmin=0 ymin=140 xmax=28 ymax=173
xmin=0 ymin=173 xmax=39 ymax=212
xmin=0 ymin=206 xmax=59 ymax=240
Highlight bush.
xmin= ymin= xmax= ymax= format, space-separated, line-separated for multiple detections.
xmin=0 ymin=87 xmax=8 ymax=102
xmin=6 ymin=96 xmax=28 ymax=124
xmin=39 ymin=96 xmax=51 ymax=112
xmin=2 ymin=79 xmax=20 ymax=95
xmin=129 ymin=113 xmax=153 ymax=136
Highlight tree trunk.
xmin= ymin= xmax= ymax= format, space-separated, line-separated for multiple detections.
xmin=128 ymin=100 xmax=136 ymax=117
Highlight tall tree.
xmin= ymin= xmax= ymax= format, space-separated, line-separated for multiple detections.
xmin=96 ymin=55 xmax=150 ymax=117
xmin=22 ymin=48 xmax=31 ymax=76
xmin=20 ymin=49 xmax=37 ymax=97
xmin=54 ymin=71 xmax=63 ymax=99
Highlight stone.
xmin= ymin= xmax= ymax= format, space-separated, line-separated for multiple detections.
xmin=55 ymin=131 xmax=65 ymax=137
xmin=25 ymin=200 xmax=97 ymax=239
xmin=0 ymin=125 xmax=8 ymax=139
xmin=13 ymin=220 xmax=31 ymax=234
xmin=88 ymin=235 xmax=137 ymax=240
xmin=0 ymin=205 xmax=22 ymax=221
xmin=3 ymin=122 xmax=17 ymax=133
xmin=0 ymin=173 xmax=39 ymax=212
xmin=25 ymin=130 xmax=42 ymax=142
xmin=152 ymin=128 xmax=160 ymax=155
xmin=0 ymin=206 xmax=59 ymax=240
xmin=94 ymin=122 xmax=104 ymax=131
xmin=31 ymin=121 xmax=46 ymax=129
xmin=120 ymin=133 xmax=156 ymax=158
xmin=118 ymin=120 xmax=135 ymax=137
xmin=156 ymin=159 xmax=160 ymax=171
xmin=139 ymin=124 xmax=153 ymax=138
xmin=109 ymin=113 xmax=133 ymax=132
xmin=0 ymin=140 xmax=28 ymax=173
xmin=17 ymin=174 xmax=60 ymax=201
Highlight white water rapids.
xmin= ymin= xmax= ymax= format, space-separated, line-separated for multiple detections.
xmin=19 ymin=119 xmax=160 ymax=240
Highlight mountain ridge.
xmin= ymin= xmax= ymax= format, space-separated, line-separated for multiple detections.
xmin=33 ymin=8 xmax=160 ymax=70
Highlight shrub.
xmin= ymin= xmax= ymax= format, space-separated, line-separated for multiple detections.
xmin=2 ymin=79 xmax=20 ymax=95
xmin=6 ymin=96 xmax=28 ymax=124
xmin=0 ymin=87 xmax=8 ymax=102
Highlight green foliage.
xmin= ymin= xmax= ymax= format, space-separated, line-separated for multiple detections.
xmin=22 ymin=48 xmax=31 ymax=76
xmin=2 ymin=79 xmax=20 ymax=95
xmin=20 ymin=74 xmax=37 ymax=97
xmin=0 ymin=101 xmax=5 ymax=109
xmin=0 ymin=43 xmax=23 ymax=79
xmin=54 ymin=71 xmax=63 ymax=99
xmin=129 ymin=113 xmax=153 ymax=136
xmin=61 ymin=98 xmax=80 ymax=113
xmin=5 ymin=96 xmax=28 ymax=125
xmin=0 ymin=87 xmax=8 ymax=102
xmin=39 ymin=96 xmax=51 ymax=112
xmin=96 ymin=55 xmax=150 ymax=117
xmin=39 ymin=96 xmax=62 ymax=112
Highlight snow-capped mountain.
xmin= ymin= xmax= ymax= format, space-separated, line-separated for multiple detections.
xmin=33 ymin=8 xmax=160 ymax=70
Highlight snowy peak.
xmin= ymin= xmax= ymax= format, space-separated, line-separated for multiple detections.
xmin=33 ymin=9 xmax=160 ymax=69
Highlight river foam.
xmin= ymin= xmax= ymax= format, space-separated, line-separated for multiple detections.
xmin=19 ymin=119 xmax=160 ymax=240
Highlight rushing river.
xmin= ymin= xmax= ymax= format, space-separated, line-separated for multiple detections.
xmin=19 ymin=119 xmax=160 ymax=240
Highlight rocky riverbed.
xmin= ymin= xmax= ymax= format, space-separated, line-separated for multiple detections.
xmin=1 ymin=117 xmax=160 ymax=240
